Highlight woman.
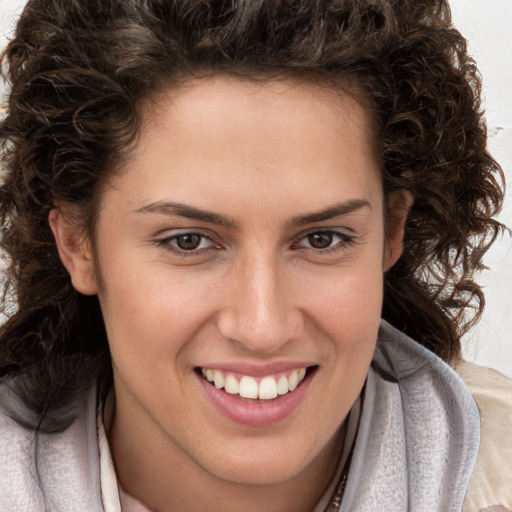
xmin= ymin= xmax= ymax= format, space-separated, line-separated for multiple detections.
xmin=0 ymin=0 xmax=510 ymax=510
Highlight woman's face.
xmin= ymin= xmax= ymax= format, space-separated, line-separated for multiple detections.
xmin=56 ymin=77 xmax=408 ymax=488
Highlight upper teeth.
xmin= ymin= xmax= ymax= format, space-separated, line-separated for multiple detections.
xmin=202 ymin=368 xmax=307 ymax=399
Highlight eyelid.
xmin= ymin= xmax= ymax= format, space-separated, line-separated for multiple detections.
xmin=155 ymin=229 xmax=221 ymax=256
xmin=292 ymin=228 xmax=357 ymax=253
xmin=153 ymin=227 xmax=356 ymax=258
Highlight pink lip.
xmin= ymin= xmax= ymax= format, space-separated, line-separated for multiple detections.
xmin=196 ymin=368 xmax=314 ymax=427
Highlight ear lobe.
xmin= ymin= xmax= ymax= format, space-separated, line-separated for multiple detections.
xmin=383 ymin=189 xmax=413 ymax=271
xmin=48 ymin=208 xmax=99 ymax=295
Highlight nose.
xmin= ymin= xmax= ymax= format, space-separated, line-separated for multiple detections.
xmin=217 ymin=252 xmax=303 ymax=354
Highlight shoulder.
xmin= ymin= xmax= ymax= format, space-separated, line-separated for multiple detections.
xmin=0 ymin=382 xmax=104 ymax=511
xmin=347 ymin=321 xmax=481 ymax=510
xmin=455 ymin=361 xmax=512 ymax=512
xmin=0 ymin=396 xmax=43 ymax=510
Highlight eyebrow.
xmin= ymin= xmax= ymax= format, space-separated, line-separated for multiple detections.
xmin=287 ymin=199 xmax=371 ymax=227
xmin=135 ymin=198 xmax=371 ymax=228
xmin=135 ymin=201 xmax=238 ymax=228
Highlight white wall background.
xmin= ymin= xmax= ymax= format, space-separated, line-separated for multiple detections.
xmin=1 ymin=0 xmax=511 ymax=377
xmin=448 ymin=1 xmax=512 ymax=378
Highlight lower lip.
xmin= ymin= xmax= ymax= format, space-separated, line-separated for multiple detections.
xmin=196 ymin=371 xmax=314 ymax=427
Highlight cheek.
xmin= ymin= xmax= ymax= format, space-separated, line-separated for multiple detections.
xmin=97 ymin=257 xmax=220 ymax=361
xmin=304 ymin=258 xmax=384 ymax=320
xmin=300 ymin=261 xmax=384 ymax=358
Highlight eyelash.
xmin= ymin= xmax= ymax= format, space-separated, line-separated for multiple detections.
xmin=156 ymin=231 xmax=219 ymax=257
xmin=291 ymin=229 xmax=356 ymax=255
xmin=155 ymin=229 xmax=356 ymax=258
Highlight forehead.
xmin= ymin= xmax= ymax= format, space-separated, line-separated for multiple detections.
xmin=144 ymin=75 xmax=376 ymax=145
xmin=105 ymin=76 xmax=382 ymax=219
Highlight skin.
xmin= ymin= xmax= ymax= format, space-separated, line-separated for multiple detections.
xmin=50 ymin=76 xmax=411 ymax=512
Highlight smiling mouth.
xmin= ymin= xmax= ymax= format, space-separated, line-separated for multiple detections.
xmin=197 ymin=367 xmax=317 ymax=400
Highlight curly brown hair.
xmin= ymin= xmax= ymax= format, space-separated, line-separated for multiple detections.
xmin=0 ymin=0 xmax=504 ymax=428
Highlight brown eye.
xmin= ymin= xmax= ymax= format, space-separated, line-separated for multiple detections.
xmin=175 ymin=233 xmax=202 ymax=250
xmin=307 ymin=232 xmax=333 ymax=249
xmin=157 ymin=231 xmax=218 ymax=255
xmin=295 ymin=230 xmax=355 ymax=253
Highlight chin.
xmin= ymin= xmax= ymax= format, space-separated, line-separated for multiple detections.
xmin=196 ymin=441 xmax=312 ymax=486
xmin=214 ymin=460 xmax=304 ymax=486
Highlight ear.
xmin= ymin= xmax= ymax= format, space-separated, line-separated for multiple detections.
xmin=383 ymin=189 xmax=413 ymax=271
xmin=48 ymin=208 xmax=99 ymax=295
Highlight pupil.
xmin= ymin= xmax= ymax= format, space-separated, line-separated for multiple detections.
xmin=308 ymin=232 xmax=333 ymax=249
xmin=177 ymin=234 xmax=201 ymax=250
